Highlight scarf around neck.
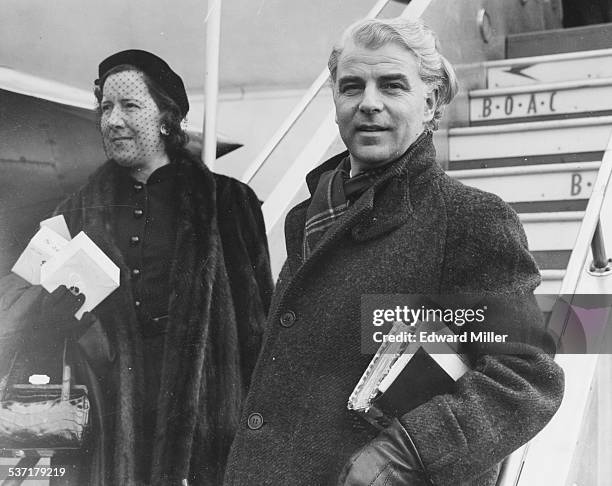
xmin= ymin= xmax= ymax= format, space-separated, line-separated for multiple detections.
xmin=302 ymin=155 xmax=395 ymax=259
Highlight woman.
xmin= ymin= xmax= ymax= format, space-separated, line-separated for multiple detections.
xmin=0 ymin=50 xmax=272 ymax=485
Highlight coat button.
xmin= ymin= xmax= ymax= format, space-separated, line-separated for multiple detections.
xmin=133 ymin=183 xmax=143 ymax=192
xmin=134 ymin=300 xmax=141 ymax=308
xmin=130 ymin=235 xmax=140 ymax=246
xmin=133 ymin=208 xmax=144 ymax=218
xmin=131 ymin=268 xmax=141 ymax=277
xmin=247 ymin=412 xmax=264 ymax=430
xmin=279 ymin=311 xmax=296 ymax=327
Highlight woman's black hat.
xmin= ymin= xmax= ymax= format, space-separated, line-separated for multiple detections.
xmin=96 ymin=49 xmax=189 ymax=117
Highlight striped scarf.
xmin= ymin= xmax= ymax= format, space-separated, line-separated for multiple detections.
xmin=303 ymin=157 xmax=391 ymax=259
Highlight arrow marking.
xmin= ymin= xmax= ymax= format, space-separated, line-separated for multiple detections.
xmin=504 ymin=64 xmax=537 ymax=81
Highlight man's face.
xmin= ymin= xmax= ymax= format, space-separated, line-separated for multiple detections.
xmin=100 ymin=70 xmax=165 ymax=170
xmin=333 ymin=40 xmax=435 ymax=174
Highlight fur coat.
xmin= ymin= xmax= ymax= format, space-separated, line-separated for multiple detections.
xmin=0 ymin=151 xmax=273 ymax=485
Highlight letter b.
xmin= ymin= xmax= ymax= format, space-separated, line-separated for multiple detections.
xmin=482 ymin=97 xmax=492 ymax=118
xmin=571 ymin=173 xmax=582 ymax=196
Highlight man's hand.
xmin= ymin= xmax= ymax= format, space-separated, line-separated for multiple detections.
xmin=338 ymin=418 xmax=431 ymax=486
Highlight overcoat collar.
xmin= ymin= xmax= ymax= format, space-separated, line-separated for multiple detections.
xmin=285 ymin=132 xmax=442 ymax=274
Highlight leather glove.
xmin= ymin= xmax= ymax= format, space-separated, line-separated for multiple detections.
xmin=337 ymin=418 xmax=432 ymax=486
xmin=35 ymin=285 xmax=94 ymax=338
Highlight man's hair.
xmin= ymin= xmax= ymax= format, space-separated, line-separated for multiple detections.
xmin=328 ymin=17 xmax=459 ymax=131
xmin=94 ymin=64 xmax=189 ymax=153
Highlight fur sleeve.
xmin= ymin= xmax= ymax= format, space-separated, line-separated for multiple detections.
xmin=216 ymin=176 xmax=274 ymax=385
xmin=0 ymin=274 xmax=45 ymax=338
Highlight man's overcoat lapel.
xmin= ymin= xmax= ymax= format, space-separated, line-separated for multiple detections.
xmin=283 ymin=133 xmax=434 ymax=280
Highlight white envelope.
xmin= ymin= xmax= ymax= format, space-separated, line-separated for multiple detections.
xmin=11 ymin=225 xmax=69 ymax=284
xmin=40 ymin=232 xmax=120 ymax=319
xmin=40 ymin=214 xmax=71 ymax=241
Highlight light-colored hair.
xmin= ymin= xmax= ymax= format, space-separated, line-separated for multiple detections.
xmin=328 ymin=17 xmax=459 ymax=131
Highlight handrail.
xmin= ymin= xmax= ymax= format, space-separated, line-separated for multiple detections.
xmin=262 ymin=111 xmax=338 ymax=236
xmin=240 ymin=0 xmax=392 ymax=184
xmin=203 ymin=0 xmax=223 ymax=170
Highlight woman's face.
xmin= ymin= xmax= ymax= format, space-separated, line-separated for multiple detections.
xmin=99 ymin=70 xmax=165 ymax=170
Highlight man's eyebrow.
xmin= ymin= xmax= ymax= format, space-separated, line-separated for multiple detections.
xmin=378 ymin=74 xmax=411 ymax=84
xmin=337 ymin=75 xmax=364 ymax=85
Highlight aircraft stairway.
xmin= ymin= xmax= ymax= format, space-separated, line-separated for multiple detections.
xmin=448 ymin=47 xmax=612 ymax=298
xmin=446 ymin=36 xmax=612 ymax=486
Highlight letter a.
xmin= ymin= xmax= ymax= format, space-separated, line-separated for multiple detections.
xmin=527 ymin=94 xmax=537 ymax=114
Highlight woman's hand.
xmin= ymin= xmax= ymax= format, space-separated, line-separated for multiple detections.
xmin=337 ymin=418 xmax=432 ymax=486
xmin=37 ymin=285 xmax=92 ymax=337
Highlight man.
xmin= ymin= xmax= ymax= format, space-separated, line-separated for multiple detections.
xmin=224 ymin=17 xmax=564 ymax=486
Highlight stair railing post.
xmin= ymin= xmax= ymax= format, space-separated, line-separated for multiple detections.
xmin=589 ymin=219 xmax=612 ymax=274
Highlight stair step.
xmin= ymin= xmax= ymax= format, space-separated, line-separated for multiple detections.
xmin=448 ymin=116 xmax=612 ymax=168
xmin=536 ymin=269 xmax=565 ymax=294
xmin=486 ymin=48 xmax=612 ymax=88
xmin=507 ymin=24 xmax=612 ymax=59
xmin=520 ymin=212 xmax=583 ymax=251
xmin=536 ymin=294 xmax=559 ymax=314
xmin=450 ymin=162 xmax=598 ymax=204
xmin=509 ymin=199 xmax=588 ymax=213
xmin=469 ymin=79 xmax=612 ymax=126
xmin=532 ymin=249 xmax=571 ymax=270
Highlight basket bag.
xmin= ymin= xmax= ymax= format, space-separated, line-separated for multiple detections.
xmin=0 ymin=339 xmax=89 ymax=452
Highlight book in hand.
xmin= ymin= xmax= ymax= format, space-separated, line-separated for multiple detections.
xmin=40 ymin=232 xmax=120 ymax=319
xmin=348 ymin=321 xmax=470 ymax=430
xmin=11 ymin=215 xmax=71 ymax=285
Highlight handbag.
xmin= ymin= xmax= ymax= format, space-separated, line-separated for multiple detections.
xmin=0 ymin=338 xmax=90 ymax=452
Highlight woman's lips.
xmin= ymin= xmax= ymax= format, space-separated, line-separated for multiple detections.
xmin=111 ymin=136 xmax=133 ymax=142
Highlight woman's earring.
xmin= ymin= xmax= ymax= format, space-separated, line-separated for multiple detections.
xmin=160 ymin=124 xmax=170 ymax=136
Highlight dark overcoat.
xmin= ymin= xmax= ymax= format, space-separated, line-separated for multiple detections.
xmin=223 ymin=134 xmax=564 ymax=486
xmin=0 ymin=151 xmax=273 ymax=485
